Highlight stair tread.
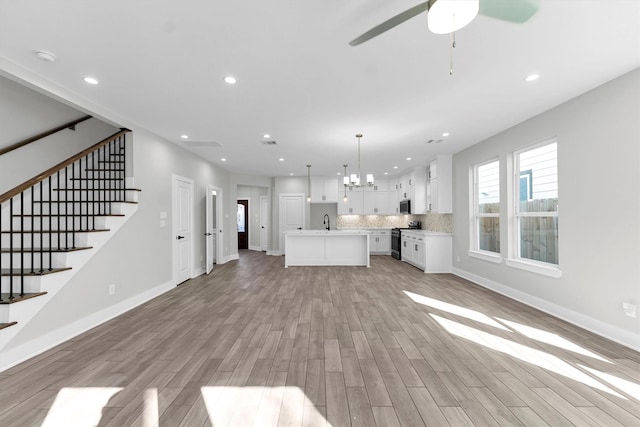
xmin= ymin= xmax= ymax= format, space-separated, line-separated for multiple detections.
xmin=1 ymin=268 xmax=70 ymax=276
xmin=31 ymin=200 xmax=138 ymax=204
xmin=1 ymin=246 xmax=92 ymax=253
xmin=0 ymin=292 xmax=48 ymax=303
xmin=12 ymin=214 xmax=125 ymax=217
xmin=52 ymin=188 xmax=141 ymax=192
xmin=0 ymin=322 xmax=18 ymax=330
xmin=1 ymin=229 xmax=110 ymax=234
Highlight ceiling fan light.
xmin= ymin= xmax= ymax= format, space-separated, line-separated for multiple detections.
xmin=427 ymin=0 xmax=479 ymax=34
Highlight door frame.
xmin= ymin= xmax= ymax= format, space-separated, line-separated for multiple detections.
xmin=260 ymin=195 xmax=269 ymax=251
xmin=206 ymin=184 xmax=223 ymax=273
xmin=172 ymin=174 xmax=194 ymax=285
xmin=237 ymin=197 xmax=250 ymax=250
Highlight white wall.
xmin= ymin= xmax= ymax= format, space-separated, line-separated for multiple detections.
xmin=452 ymin=68 xmax=640 ymax=350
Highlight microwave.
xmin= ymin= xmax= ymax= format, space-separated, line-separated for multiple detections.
xmin=399 ymin=199 xmax=411 ymax=214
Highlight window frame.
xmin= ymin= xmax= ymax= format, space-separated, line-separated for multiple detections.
xmin=508 ymin=138 xmax=561 ymax=277
xmin=469 ymin=158 xmax=502 ymax=263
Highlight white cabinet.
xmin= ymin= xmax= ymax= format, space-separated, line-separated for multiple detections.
xmin=412 ymin=167 xmax=428 ymax=214
xmin=427 ymin=155 xmax=452 ymax=213
xmin=388 ymin=188 xmax=399 ymax=214
xmin=311 ymin=177 xmax=339 ymax=203
xmin=369 ymin=230 xmax=391 ymax=254
xmin=339 ymin=186 xmax=364 ymax=214
xmin=401 ymin=231 xmax=452 ymax=273
xmin=398 ymin=171 xmax=414 ymax=201
xmin=364 ymin=190 xmax=390 ymax=214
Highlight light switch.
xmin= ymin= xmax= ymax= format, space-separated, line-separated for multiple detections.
xmin=160 ymin=211 xmax=168 ymax=219
xmin=160 ymin=219 xmax=167 ymax=228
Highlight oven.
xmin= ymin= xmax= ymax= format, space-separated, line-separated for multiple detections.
xmin=391 ymin=228 xmax=402 ymax=259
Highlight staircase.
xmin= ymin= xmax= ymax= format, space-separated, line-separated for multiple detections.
xmin=0 ymin=129 xmax=140 ymax=356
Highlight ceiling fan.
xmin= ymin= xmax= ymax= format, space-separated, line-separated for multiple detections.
xmin=349 ymin=0 xmax=540 ymax=46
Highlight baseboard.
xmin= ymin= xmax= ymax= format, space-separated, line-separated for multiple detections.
xmin=267 ymin=250 xmax=281 ymax=256
xmin=249 ymin=245 xmax=262 ymax=252
xmin=0 ymin=279 xmax=175 ymax=373
xmin=452 ymin=267 xmax=640 ymax=352
xmin=219 ymin=254 xmax=239 ymax=264
xmin=192 ymin=267 xmax=206 ymax=277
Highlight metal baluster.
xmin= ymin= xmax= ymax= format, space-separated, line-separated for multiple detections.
xmin=64 ymin=166 xmax=69 ymax=250
xmin=72 ymin=162 xmax=76 ymax=248
xmin=57 ymin=171 xmax=61 ymax=251
xmin=20 ymin=192 xmax=24 ymax=296
xmin=48 ymin=176 xmax=52 ymax=270
xmin=39 ymin=182 xmax=43 ymax=272
xmin=121 ymin=135 xmax=126 ymax=202
xmin=9 ymin=198 xmax=14 ymax=300
xmin=91 ymin=150 xmax=96 ymax=230
xmin=30 ymin=186 xmax=34 ymax=274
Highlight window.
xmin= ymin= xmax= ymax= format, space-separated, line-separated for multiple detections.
xmin=514 ymin=140 xmax=558 ymax=265
xmin=237 ymin=203 xmax=245 ymax=232
xmin=472 ymin=159 xmax=500 ymax=255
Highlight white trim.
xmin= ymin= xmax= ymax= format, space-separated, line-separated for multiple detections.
xmin=452 ymin=267 xmax=639 ymax=352
xmin=468 ymin=250 xmax=503 ymax=264
xmin=219 ymin=254 xmax=240 ymax=264
xmin=267 ymin=250 xmax=281 ymax=256
xmin=0 ymin=279 xmax=175 ymax=373
xmin=249 ymin=245 xmax=262 ymax=251
xmin=505 ymin=257 xmax=562 ymax=278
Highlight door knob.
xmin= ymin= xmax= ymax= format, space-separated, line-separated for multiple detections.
xmin=176 ymin=235 xmax=185 ymax=240
xmin=204 ymin=233 xmax=212 ymax=236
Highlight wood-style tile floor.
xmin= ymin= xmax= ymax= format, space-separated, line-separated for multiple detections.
xmin=1 ymin=250 xmax=639 ymax=426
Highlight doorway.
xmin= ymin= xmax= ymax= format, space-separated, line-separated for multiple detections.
xmin=172 ymin=174 xmax=194 ymax=285
xmin=278 ymin=193 xmax=305 ymax=254
xmin=206 ymin=184 xmax=222 ymax=274
xmin=237 ymin=199 xmax=249 ymax=250
xmin=260 ymin=196 xmax=269 ymax=252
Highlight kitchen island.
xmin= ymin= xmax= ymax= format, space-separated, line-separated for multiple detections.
xmin=284 ymin=230 xmax=370 ymax=268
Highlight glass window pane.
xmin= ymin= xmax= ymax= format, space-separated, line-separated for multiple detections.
xmin=478 ymin=217 xmax=500 ymax=253
xmin=237 ymin=204 xmax=245 ymax=232
xmin=519 ymin=142 xmax=558 ymax=213
xmin=478 ymin=160 xmax=500 ymax=214
xmin=519 ymin=216 xmax=558 ymax=264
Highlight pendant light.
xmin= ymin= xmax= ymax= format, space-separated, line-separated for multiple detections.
xmin=345 ymin=134 xmax=374 ymax=188
xmin=342 ymin=165 xmax=348 ymax=203
xmin=306 ymin=164 xmax=311 ymax=202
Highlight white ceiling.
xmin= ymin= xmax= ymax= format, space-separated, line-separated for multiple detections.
xmin=0 ymin=0 xmax=638 ymax=178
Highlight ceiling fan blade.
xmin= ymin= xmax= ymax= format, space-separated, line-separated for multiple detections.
xmin=479 ymin=0 xmax=539 ymax=23
xmin=349 ymin=1 xmax=430 ymax=46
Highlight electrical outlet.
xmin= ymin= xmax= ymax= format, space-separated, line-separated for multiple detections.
xmin=622 ymin=302 xmax=637 ymax=318
xmin=108 ymin=284 xmax=116 ymax=295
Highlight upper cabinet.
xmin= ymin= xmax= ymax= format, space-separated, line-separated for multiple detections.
xmin=427 ymin=154 xmax=452 ymax=213
xmin=311 ymin=177 xmax=339 ymax=203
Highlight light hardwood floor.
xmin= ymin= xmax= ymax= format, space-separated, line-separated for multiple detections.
xmin=1 ymin=251 xmax=639 ymax=426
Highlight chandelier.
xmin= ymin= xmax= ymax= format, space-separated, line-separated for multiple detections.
xmin=343 ymin=134 xmax=374 ymax=188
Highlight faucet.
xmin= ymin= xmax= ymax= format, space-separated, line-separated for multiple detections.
xmin=323 ymin=214 xmax=330 ymax=231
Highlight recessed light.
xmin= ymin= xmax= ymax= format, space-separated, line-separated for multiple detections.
xmin=35 ymin=50 xmax=56 ymax=62
xmin=442 ymin=132 xmax=450 ymax=137
xmin=337 ymin=172 xmax=342 ymax=176
xmin=393 ymin=166 xmax=398 ymax=169
xmin=224 ymin=76 xmax=237 ymax=84
xmin=221 ymin=158 xmax=227 ymax=162
xmin=83 ymin=76 xmax=99 ymax=85
xmin=384 ymin=172 xmax=389 ymax=175
xmin=180 ymin=134 xmax=189 ymax=140
xmin=289 ymin=172 xmax=294 ymax=176
xmin=524 ymin=74 xmax=540 ymax=82
xmin=263 ymin=134 xmax=271 ymax=139
xmin=279 ymin=158 xmax=285 ymax=162
xmin=406 ymin=157 xmax=412 ymax=161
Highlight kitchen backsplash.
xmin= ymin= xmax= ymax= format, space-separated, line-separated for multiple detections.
xmin=337 ymin=213 xmax=453 ymax=233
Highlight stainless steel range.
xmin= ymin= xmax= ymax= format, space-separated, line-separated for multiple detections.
xmin=391 ymin=222 xmax=421 ymax=260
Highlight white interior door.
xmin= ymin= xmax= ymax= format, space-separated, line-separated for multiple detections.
xmin=279 ymin=193 xmax=305 ymax=254
xmin=260 ymin=196 xmax=269 ymax=251
xmin=205 ymin=186 xmax=216 ymax=274
xmin=173 ymin=175 xmax=194 ymax=284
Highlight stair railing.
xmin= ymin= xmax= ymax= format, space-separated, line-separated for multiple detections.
xmin=0 ymin=129 xmax=130 ymax=302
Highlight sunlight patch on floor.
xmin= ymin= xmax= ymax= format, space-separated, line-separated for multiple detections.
xmin=201 ymin=386 xmax=331 ymax=426
xmin=580 ymin=365 xmax=640 ymax=401
xmin=143 ymin=387 xmax=159 ymax=427
xmin=404 ymin=290 xmax=510 ymax=331
xmin=430 ymin=314 xmax=627 ymax=399
xmin=41 ymin=387 xmax=123 ymax=427
xmin=496 ymin=317 xmax=611 ymax=363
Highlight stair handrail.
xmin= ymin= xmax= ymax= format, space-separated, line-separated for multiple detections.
xmin=0 ymin=115 xmax=93 ymax=157
xmin=0 ymin=128 xmax=130 ymax=204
